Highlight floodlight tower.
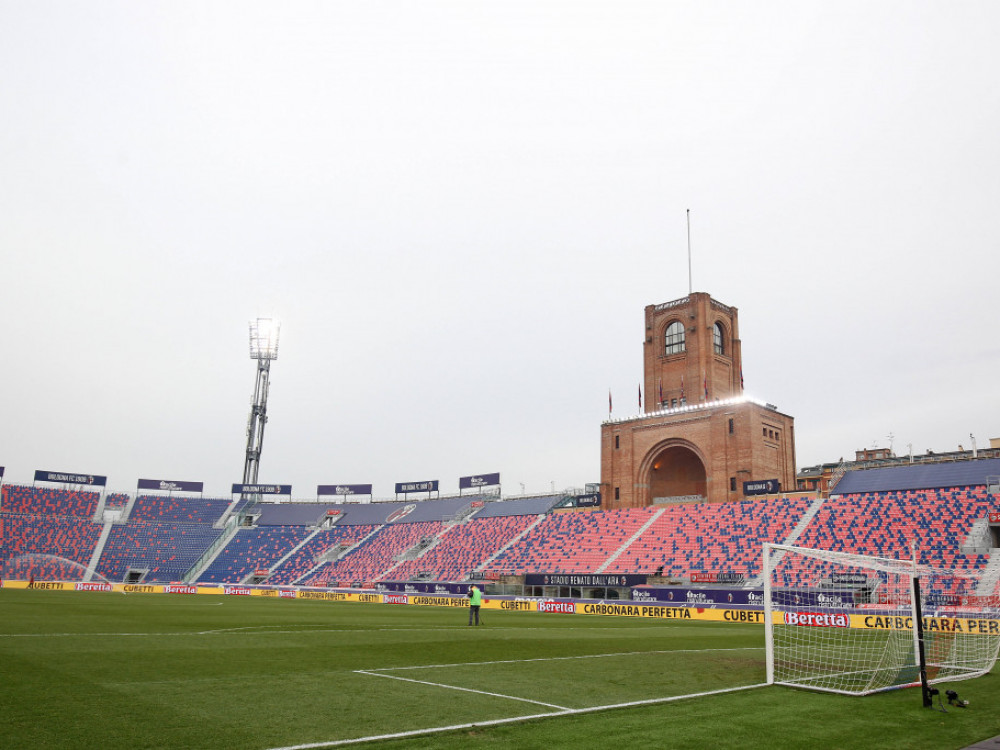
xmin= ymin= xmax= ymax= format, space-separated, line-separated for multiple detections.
xmin=243 ymin=318 xmax=280 ymax=485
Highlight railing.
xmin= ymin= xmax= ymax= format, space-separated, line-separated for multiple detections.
xmin=182 ymin=516 xmax=238 ymax=583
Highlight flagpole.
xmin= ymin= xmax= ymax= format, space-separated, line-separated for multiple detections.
xmin=687 ymin=208 xmax=692 ymax=295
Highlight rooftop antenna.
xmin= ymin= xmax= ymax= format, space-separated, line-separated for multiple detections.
xmin=686 ymin=208 xmax=693 ymax=294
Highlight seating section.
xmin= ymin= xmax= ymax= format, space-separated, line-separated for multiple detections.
xmin=773 ymin=488 xmax=993 ymax=593
xmin=304 ymin=521 xmax=445 ymax=586
xmin=605 ymin=497 xmax=813 ymax=578
xmin=0 ymin=513 xmax=104 ymax=571
xmin=391 ymin=514 xmax=540 ymax=581
xmin=490 ymin=508 xmax=660 ymax=573
xmin=98 ymin=522 xmax=224 ymax=582
xmin=1 ymin=485 xmax=100 ymax=518
xmin=104 ymin=493 xmax=131 ymax=510
xmin=198 ymin=526 xmax=313 ymax=583
xmin=1 ymin=479 xmax=995 ymax=590
xmin=268 ymin=525 xmax=379 ymax=585
xmin=129 ymin=494 xmax=230 ymax=525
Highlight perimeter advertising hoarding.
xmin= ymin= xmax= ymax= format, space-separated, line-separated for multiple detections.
xmin=395 ymin=480 xmax=439 ymax=494
xmin=10 ymin=581 xmax=998 ymax=633
xmin=459 ymin=472 xmax=500 ymax=490
xmin=231 ymin=484 xmax=292 ymax=495
xmin=34 ymin=469 xmax=107 ymax=486
xmin=377 ymin=581 xmax=475 ymax=595
xmin=137 ymin=478 xmax=204 ymax=493
xmin=631 ymin=586 xmax=858 ymax=607
xmin=317 ymin=484 xmax=373 ymax=496
xmin=989 ymin=512 xmax=1000 ymax=524
xmin=525 ymin=573 xmax=648 ymax=587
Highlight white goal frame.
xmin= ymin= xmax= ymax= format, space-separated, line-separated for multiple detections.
xmin=763 ymin=543 xmax=1000 ymax=698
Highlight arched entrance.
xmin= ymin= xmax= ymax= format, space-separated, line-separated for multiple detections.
xmin=645 ymin=442 xmax=707 ymax=504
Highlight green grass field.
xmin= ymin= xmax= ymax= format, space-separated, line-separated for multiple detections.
xmin=1 ymin=589 xmax=998 ymax=749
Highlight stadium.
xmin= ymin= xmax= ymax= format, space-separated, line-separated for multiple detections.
xmin=2 ymin=290 xmax=999 ymax=750
xmin=4 ymin=5 xmax=1000 ymax=748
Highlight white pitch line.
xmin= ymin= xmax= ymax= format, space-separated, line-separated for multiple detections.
xmin=355 ymin=670 xmax=570 ymax=710
xmin=362 ymin=646 xmax=762 ymax=672
xmin=264 ymin=682 xmax=769 ymax=750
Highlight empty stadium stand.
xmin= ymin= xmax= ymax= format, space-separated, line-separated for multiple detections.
xmin=129 ymin=494 xmax=231 ymax=525
xmin=98 ymin=522 xmax=225 ymax=582
xmin=1 ymin=485 xmax=100 ymax=518
xmin=1 ymin=513 xmax=104 ymax=570
xmin=1 ymin=462 xmax=995 ymax=593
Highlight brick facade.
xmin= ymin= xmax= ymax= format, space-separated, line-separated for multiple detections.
xmin=602 ymin=292 xmax=796 ymax=507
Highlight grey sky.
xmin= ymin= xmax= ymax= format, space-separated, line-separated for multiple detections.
xmin=2 ymin=2 xmax=998 ymax=497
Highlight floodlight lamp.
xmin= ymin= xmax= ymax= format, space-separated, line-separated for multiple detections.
xmin=249 ymin=318 xmax=280 ymax=360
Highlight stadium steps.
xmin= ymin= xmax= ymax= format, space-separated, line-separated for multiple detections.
xmin=291 ymin=525 xmax=384 ymax=585
xmin=91 ymin=494 xmax=108 ymax=523
xmin=396 ymin=535 xmax=441 ymax=561
xmin=185 ymin=521 xmax=241 ymax=583
xmin=118 ymin=493 xmax=138 ymax=524
xmin=215 ymin=496 xmax=244 ymax=529
xmin=473 ymin=514 xmax=548 ymax=574
xmin=594 ymin=507 xmax=666 ymax=574
xmin=378 ymin=528 xmax=447 ymax=579
xmin=266 ymin=527 xmax=326 ymax=578
xmin=745 ymin=496 xmax=825 ymax=587
xmin=780 ymin=495 xmax=825 ymax=547
xmin=85 ymin=520 xmax=115 ymax=581
xmin=961 ymin=518 xmax=993 ymax=554
xmin=973 ymin=552 xmax=1000 ymax=596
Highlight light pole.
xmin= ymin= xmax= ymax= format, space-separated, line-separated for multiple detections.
xmin=243 ymin=318 xmax=280 ymax=486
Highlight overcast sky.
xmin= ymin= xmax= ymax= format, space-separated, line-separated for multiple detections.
xmin=2 ymin=2 xmax=998 ymax=498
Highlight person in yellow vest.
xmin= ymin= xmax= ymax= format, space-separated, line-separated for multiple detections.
xmin=467 ymin=584 xmax=483 ymax=625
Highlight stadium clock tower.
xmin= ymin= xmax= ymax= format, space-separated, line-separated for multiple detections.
xmin=601 ymin=292 xmax=796 ymax=507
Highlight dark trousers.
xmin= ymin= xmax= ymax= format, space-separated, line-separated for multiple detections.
xmin=468 ymin=605 xmax=480 ymax=625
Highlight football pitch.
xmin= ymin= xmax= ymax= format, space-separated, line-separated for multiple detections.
xmin=1 ymin=590 xmax=998 ymax=749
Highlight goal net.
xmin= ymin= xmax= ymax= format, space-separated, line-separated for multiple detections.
xmin=763 ymin=543 xmax=1000 ymax=696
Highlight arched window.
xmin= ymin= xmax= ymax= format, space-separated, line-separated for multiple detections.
xmin=713 ymin=322 xmax=725 ymax=355
xmin=664 ymin=321 xmax=685 ymax=355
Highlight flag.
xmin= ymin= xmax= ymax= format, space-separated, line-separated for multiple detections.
xmin=680 ymin=374 xmax=685 ymax=401
xmin=658 ymin=378 xmax=663 ymax=405
xmin=740 ymin=366 xmax=744 ymax=391
xmin=703 ymin=373 xmax=709 ymax=400
xmin=608 ymin=389 xmax=612 ymax=415
xmin=638 ymin=383 xmax=642 ymax=410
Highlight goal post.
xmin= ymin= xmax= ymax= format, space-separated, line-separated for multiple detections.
xmin=763 ymin=543 xmax=1000 ymax=698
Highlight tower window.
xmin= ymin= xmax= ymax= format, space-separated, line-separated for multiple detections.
xmin=713 ymin=322 xmax=725 ymax=355
xmin=665 ymin=320 xmax=685 ymax=355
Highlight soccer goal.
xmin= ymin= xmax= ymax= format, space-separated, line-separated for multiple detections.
xmin=763 ymin=543 xmax=1000 ymax=699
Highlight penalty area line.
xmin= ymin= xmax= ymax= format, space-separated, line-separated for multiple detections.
xmin=263 ymin=682 xmax=769 ymax=750
xmin=355 ymin=670 xmax=570 ymax=710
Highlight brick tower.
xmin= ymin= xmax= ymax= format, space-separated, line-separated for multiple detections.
xmin=601 ymin=292 xmax=796 ymax=508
